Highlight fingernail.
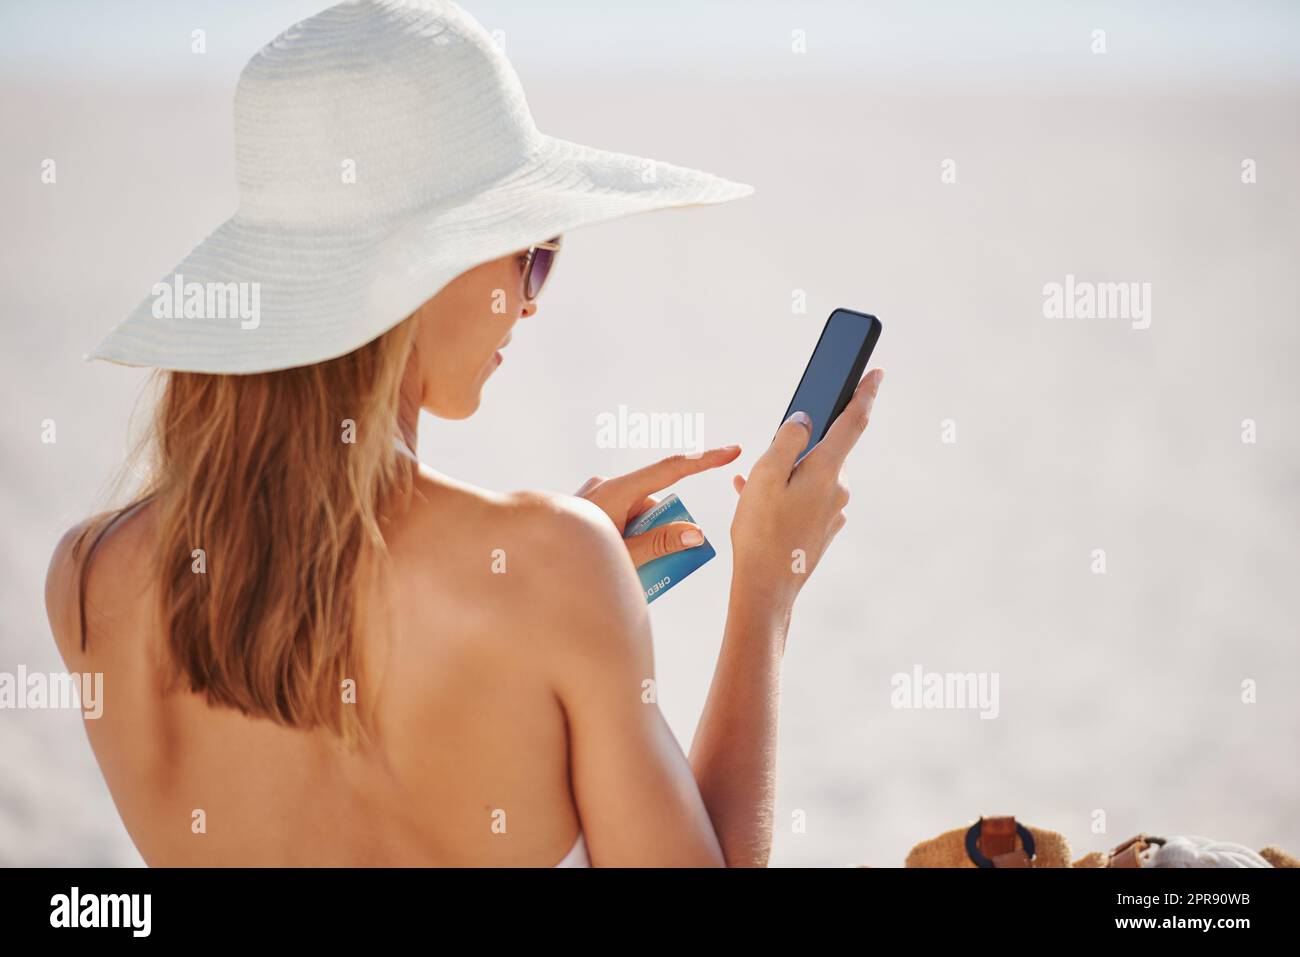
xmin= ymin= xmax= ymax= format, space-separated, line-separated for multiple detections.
xmin=719 ymin=444 xmax=740 ymax=453
xmin=786 ymin=410 xmax=811 ymax=430
xmin=681 ymin=528 xmax=704 ymax=546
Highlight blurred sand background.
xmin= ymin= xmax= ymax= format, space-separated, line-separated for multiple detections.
xmin=2 ymin=0 xmax=1298 ymax=866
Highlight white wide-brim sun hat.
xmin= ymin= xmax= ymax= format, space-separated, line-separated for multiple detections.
xmin=89 ymin=0 xmax=752 ymax=374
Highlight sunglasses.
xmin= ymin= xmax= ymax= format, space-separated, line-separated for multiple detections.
xmin=522 ymin=236 xmax=562 ymax=301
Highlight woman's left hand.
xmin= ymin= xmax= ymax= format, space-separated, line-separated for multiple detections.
xmin=576 ymin=445 xmax=742 ymax=568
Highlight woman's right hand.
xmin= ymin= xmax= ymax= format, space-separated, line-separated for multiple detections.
xmin=729 ymin=368 xmax=884 ymax=610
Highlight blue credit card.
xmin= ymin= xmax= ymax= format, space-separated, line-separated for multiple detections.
xmin=623 ymin=493 xmax=716 ymax=603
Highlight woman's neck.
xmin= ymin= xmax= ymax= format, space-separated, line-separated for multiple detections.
xmin=396 ymin=377 xmax=421 ymax=454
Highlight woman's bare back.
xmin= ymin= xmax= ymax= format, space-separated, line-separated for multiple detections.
xmin=46 ymin=470 xmax=587 ymax=867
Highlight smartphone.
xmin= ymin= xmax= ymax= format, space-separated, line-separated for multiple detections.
xmin=778 ymin=308 xmax=882 ymax=463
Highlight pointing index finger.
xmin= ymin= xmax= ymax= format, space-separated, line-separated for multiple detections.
xmin=607 ymin=445 xmax=742 ymax=500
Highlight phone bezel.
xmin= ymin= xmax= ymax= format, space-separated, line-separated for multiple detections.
xmin=778 ymin=307 xmax=882 ymax=453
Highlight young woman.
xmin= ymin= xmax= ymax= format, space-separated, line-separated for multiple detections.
xmin=44 ymin=0 xmax=884 ymax=867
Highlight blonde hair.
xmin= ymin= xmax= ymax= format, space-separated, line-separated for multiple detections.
xmin=73 ymin=318 xmax=418 ymax=745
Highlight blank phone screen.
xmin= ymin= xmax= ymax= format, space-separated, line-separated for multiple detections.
xmin=782 ymin=310 xmax=873 ymax=462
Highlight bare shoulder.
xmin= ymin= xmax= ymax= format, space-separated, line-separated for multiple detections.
xmin=504 ymin=486 xmax=650 ymax=613
xmin=400 ymin=474 xmax=650 ymax=658
xmin=494 ymin=489 xmax=655 ymax=680
xmin=45 ymin=520 xmax=88 ymax=658
xmin=45 ymin=501 xmax=157 ymax=666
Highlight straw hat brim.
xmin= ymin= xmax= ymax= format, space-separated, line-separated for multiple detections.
xmin=88 ymin=132 xmax=752 ymax=374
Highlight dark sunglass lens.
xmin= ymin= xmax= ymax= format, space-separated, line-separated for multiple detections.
xmin=526 ymin=246 xmax=555 ymax=299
